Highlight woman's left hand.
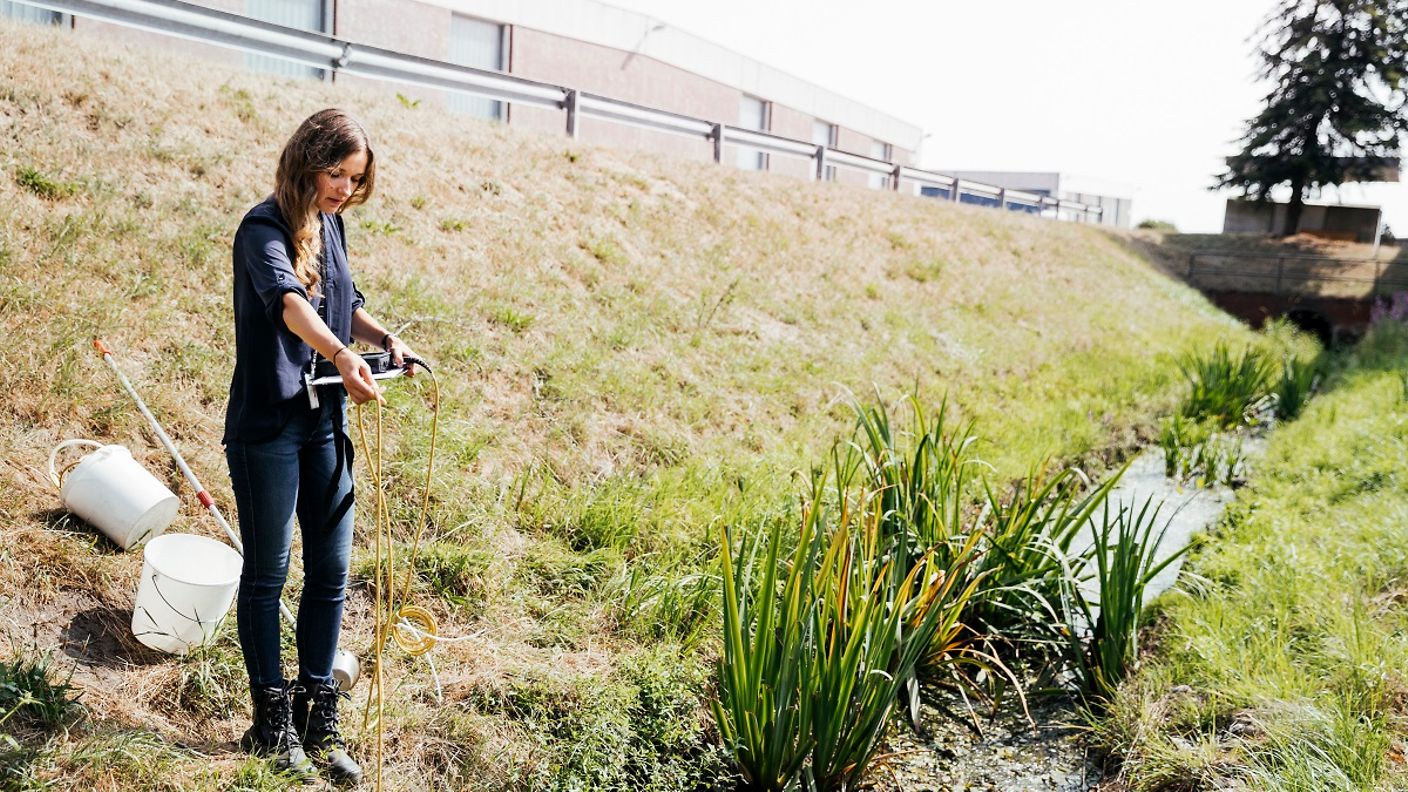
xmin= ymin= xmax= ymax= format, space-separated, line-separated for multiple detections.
xmin=385 ymin=334 xmax=420 ymax=377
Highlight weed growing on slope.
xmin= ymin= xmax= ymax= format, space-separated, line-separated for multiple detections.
xmin=159 ymin=635 xmax=246 ymax=720
xmin=605 ymin=549 xmax=719 ymax=651
xmin=472 ymin=647 xmax=730 ymax=792
xmin=412 ymin=541 xmax=493 ymax=614
xmin=15 ymin=167 xmax=79 ymax=200
xmin=0 ymin=651 xmax=82 ymax=730
xmin=490 ymin=305 xmax=534 ymax=333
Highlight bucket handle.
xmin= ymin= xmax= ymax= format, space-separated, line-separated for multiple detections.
xmin=48 ymin=439 xmax=104 ymax=489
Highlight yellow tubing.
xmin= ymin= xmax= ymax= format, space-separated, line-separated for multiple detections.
xmin=352 ymin=361 xmax=440 ymax=792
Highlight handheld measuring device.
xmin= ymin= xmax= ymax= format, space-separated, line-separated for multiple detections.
xmin=304 ymin=352 xmax=417 ymax=408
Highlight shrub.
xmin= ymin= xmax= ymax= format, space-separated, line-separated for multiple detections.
xmin=1136 ymin=219 xmax=1179 ymax=232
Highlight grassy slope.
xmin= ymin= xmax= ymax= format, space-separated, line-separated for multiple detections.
xmin=1098 ymin=324 xmax=1408 ymax=791
xmin=0 ymin=20 xmax=1252 ymax=790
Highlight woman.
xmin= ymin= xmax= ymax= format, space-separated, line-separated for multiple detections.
xmin=224 ymin=108 xmax=416 ymax=785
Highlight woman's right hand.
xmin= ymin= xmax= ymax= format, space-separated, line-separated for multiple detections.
xmin=334 ymin=348 xmax=384 ymax=405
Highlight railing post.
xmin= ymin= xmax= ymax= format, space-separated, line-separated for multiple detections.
xmin=711 ymin=123 xmax=725 ymax=164
xmin=891 ymin=163 xmax=902 ymax=191
xmin=564 ymin=89 xmax=580 ymax=140
xmin=1275 ymin=257 xmax=1284 ymax=293
xmin=997 ymin=187 xmax=1006 ymax=211
xmin=949 ymin=178 xmax=960 ymax=202
xmin=814 ymin=145 xmax=826 ymax=182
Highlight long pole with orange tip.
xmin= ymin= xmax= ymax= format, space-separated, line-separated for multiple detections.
xmin=93 ymin=337 xmax=298 ymax=627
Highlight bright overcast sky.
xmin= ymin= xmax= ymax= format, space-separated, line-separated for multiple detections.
xmin=604 ymin=0 xmax=1406 ymax=235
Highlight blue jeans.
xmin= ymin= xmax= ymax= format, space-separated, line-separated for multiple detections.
xmin=226 ymin=398 xmax=354 ymax=689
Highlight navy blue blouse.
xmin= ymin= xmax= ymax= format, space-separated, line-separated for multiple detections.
xmin=223 ymin=196 xmax=364 ymax=444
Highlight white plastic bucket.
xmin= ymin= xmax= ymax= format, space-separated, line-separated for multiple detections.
xmin=131 ymin=533 xmax=243 ymax=654
xmin=48 ymin=439 xmax=180 ymax=551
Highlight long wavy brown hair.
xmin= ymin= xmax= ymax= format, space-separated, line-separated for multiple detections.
xmin=274 ymin=109 xmax=376 ymax=296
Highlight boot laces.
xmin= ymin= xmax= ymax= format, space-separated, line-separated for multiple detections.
xmin=309 ymin=683 xmax=349 ymax=749
xmin=260 ymin=684 xmax=301 ymax=753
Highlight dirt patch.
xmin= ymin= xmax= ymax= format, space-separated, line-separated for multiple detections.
xmin=874 ymin=685 xmax=1105 ymax=792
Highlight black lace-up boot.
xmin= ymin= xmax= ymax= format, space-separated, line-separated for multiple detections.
xmin=240 ymin=681 xmax=317 ymax=784
xmin=293 ymin=680 xmax=363 ymax=786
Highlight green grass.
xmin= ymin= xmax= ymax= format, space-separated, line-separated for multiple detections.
xmin=1094 ymin=322 xmax=1408 ymax=790
xmin=0 ymin=651 xmax=82 ymax=730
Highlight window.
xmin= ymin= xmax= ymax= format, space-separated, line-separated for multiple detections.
xmin=868 ymin=141 xmax=892 ymax=189
xmin=448 ymin=15 xmax=506 ymax=120
xmin=245 ymin=0 xmax=325 ymax=79
xmin=737 ymin=95 xmax=769 ymax=171
xmin=812 ymin=120 xmax=837 ymax=181
xmin=1 ymin=1 xmax=60 ymax=24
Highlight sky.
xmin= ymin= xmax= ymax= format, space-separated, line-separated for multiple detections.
xmin=602 ymin=0 xmax=1406 ymax=235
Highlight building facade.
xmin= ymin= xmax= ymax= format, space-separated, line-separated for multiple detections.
xmin=4 ymin=0 xmax=922 ymax=186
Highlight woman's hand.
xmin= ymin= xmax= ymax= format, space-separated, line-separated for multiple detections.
xmin=383 ymin=334 xmax=421 ymax=377
xmin=334 ymin=347 xmax=384 ymax=404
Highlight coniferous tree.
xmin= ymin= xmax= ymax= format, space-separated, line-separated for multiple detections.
xmin=1216 ymin=0 xmax=1408 ymax=236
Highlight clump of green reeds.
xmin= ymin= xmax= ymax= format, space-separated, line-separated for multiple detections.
xmin=1273 ymin=352 xmax=1320 ymax=421
xmin=712 ymin=469 xmax=981 ymax=791
xmin=1059 ymin=497 xmax=1187 ymax=704
xmin=849 ymin=394 xmax=975 ymax=556
xmin=967 ymin=465 xmax=1121 ymax=647
xmin=1177 ymin=343 xmax=1274 ymax=427
xmin=1158 ymin=415 xmax=1244 ymax=487
xmin=712 ymin=393 xmax=1196 ymax=789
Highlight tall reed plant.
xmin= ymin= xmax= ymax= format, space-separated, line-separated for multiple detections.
xmin=1177 ymin=343 xmax=1273 ymax=427
xmin=1058 ymin=497 xmax=1187 ymax=704
xmin=967 ymin=464 xmax=1122 ymax=646
xmin=848 ymin=395 xmax=977 ymax=558
xmin=1274 ymin=352 xmax=1320 ymax=421
xmin=713 ymin=474 xmax=982 ymax=791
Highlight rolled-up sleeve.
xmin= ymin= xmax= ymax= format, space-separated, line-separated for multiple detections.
xmin=235 ymin=216 xmax=308 ymax=329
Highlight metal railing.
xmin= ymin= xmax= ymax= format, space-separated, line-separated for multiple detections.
xmin=1185 ymin=250 xmax=1408 ymax=297
xmin=13 ymin=0 xmax=1106 ymax=223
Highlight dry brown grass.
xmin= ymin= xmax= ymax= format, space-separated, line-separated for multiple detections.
xmin=0 ymin=18 xmax=1256 ymax=789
